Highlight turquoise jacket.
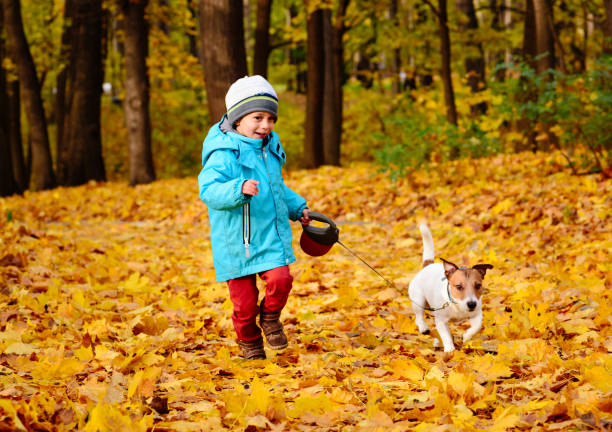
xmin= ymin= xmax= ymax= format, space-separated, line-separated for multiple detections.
xmin=198 ymin=117 xmax=307 ymax=282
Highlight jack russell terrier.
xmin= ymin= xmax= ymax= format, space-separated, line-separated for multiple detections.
xmin=408 ymin=224 xmax=493 ymax=353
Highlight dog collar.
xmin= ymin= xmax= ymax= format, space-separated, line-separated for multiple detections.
xmin=444 ymin=277 xmax=459 ymax=304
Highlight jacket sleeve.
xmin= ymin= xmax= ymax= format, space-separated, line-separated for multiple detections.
xmin=282 ymin=183 xmax=307 ymax=221
xmin=198 ymin=150 xmax=250 ymax=211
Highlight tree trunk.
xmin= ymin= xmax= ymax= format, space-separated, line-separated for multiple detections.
xmin=122 ymin=0 xmax=155 ymax=185
xmin=389 ymin=0 xmax=401 ymax=94
xmin=457 ymin=0 xmax=486 ymax=114
xmin=304 ymin=7 xmax=324 ymax=168
xmin=333 ymin=0 xmax=349 ymax=158
xmin=55 ymin=0 xmax=72 ymax=179
xmin=2 ymin=0 xmax=55 ymax=190
xmin=533 ymin=0 xmax=555 ymax=73
xmin=604 ymin=0 xmax=612 ymax=54
xmin=7 ymin=80 xmax=26 ymax=191
xmin=322 ymin=9 xmax=340 ymax=166
xmin=58 ymin=0 xmax=106 ymax=186
xmin=0 ymin=19 xmax=17 ymax=196
xmin=1 ymin=8 xmax=26 ymax=192
xmin=199 ymin=0 xmax=248 ymax=123
xmin=0 ymin=117 xmax=16 ymax=197
xmin=253 ymin=0 xmax=271 ymax=77
xmin=436 ymin=0 xmax=458 ymax=125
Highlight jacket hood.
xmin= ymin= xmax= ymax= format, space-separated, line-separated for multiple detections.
xmin=201 ymin=115 xmax=286 ymax=167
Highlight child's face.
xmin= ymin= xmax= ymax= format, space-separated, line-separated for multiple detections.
xmin=235 ymin=111 xmax=276 ymax=139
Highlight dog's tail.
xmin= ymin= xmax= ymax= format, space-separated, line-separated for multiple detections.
xmin=419 ymin=224 xmax=435 ymax=267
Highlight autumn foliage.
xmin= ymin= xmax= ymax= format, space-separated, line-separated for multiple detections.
xmin=0 ymin=151 xmax=611 ymax=431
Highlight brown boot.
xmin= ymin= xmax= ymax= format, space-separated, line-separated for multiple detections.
xmin=237 ymin=337 xmax=266 ymax=360
xmin=260 ymin=309 xmax=288 ymax=350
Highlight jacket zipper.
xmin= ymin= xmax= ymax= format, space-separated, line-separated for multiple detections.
xmin=243 ymin=202 xmax=250 ymax=257
xmin=262 ymin=147 xmax=287 ymax=263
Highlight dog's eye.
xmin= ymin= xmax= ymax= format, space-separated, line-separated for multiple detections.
xmin=475 ymin=283 xmax=482 ymax=290
xmin=455 ymin=285 xmax=464 ymax=291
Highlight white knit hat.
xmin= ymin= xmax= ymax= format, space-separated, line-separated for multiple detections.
xmin=225 ymin=75 xmax=278 ymax=125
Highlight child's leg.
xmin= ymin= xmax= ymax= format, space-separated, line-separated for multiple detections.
xmin=259 ymin=265 xmax=293 ymax=313
xmin=259 ymin=266 xmax=293 ymax=349
xmin=227 ymin=274 xmax=261 ymax=341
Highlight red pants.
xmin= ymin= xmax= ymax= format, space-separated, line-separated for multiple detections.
xmin=227 ymin=266 xmax=293 ymax=341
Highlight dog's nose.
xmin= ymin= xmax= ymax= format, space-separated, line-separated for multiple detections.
xmin=467 ymin=301 xmax=477 ymax=311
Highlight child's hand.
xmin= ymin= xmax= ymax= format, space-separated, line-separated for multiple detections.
xmin=242 ymin=180 xmax=259 ymax=196
xmin=300 ymin=209 xmax=311 ymax=225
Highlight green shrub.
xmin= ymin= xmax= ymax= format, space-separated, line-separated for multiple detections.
xmin=490 ymin=56 xmax=612 ymax=174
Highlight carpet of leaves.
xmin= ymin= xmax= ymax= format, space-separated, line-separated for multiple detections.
xmin=0 ymin=151 xmax=611 ymax=431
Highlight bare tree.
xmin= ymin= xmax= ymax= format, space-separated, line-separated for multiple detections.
xmin=122 ymin=0 xmax=155 ymax=185
xmin=2 ymin=0 xmax=55 ymax=190
xmin=198 ymin=0 xmax=248 ymax=123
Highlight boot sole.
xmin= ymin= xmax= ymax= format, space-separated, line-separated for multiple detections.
xmin=267 ymin=342 xmax=288 ymax=350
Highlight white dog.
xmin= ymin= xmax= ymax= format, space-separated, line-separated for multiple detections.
xmin=408 ymin=224 xmax=493 ymax=352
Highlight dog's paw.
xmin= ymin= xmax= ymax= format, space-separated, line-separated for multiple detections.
xmin=442 ymin=351 xmax=455 ymax=362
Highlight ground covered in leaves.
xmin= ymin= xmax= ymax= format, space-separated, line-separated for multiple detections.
xmin=1 ymin=151 xmax=611 ymax=431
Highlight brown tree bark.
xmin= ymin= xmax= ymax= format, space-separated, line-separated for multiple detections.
xmin=0 ymin=18 xmax=17 ymax=196
xmin=523 ymin=0 xmax=537 ymax=63
xmin=253 ymin=0 xmax=271 ymax=77
xmin=389 ymin=0 xmax=402 ymax=94
xmin=2 ymin=0 xmax=55 ymax=190
xmin=58 ymin=0 xmax=106 ymax=186
xmin=0 ymin=116 xmax=16 ymax=196
xmin=7 ymin=80 xmax=25 ymax=191
xmin=304 ymin=7 xmax=324 ymax=168
xmin=122 ymin=0 xmax=155 ymax=186
xmin=426 ymin=0 xmax=458 ymax=125
xmin=457 ymin=0 xmax=486 ymax=114
xmin=1 ymin=7 xmax=26 ymax=192
xmin=322 ymin=9 xmax=340 ymax=166
xmin=533 ymin=0 xmax=555 ymax=73
xmin=604 ymin=0 xmax=612 ymax=54
xmin=55 ymin=0 xmax=71 ymax=179
xmin=198 ymin=0 xmax=248 ymax=123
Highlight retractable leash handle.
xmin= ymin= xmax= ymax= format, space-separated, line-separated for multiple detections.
xmin=300 ymin=211 xmax=339 ymax=256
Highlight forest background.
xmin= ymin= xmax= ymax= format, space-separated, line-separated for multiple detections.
xmin=1 ymin=0 xmax=612 ymax=430
xmin=1 ymin=0 xmax=611 ymax=195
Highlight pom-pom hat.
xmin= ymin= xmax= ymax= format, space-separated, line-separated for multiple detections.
xmin=225 ymin=75 xmax=278 ymax=126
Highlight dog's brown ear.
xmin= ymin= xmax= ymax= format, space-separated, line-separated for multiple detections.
xmin=440 ymin=258 xmax=459 ymax=278
xmin=473 ymin=264 xmax=493 ymax=278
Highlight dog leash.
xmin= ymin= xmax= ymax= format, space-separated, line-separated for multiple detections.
xmin=337 ymin=240 xmax=452 ymax=312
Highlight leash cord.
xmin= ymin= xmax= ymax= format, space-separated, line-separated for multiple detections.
xmin=336 ymin=240 xmax=450 ymax=312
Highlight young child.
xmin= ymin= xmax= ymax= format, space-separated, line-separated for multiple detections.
xmin=198 ymin=75 xmax=310 ymax=360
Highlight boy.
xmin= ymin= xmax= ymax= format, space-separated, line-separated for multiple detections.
xmin=198 ymin=75 xmax=310 ymax=360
